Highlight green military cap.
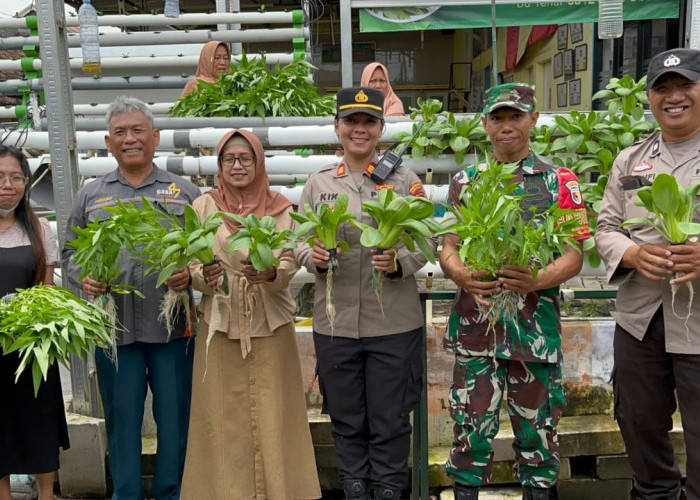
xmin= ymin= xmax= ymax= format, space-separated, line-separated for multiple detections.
xmin=482 ymin=83 xmax=536 ymax=114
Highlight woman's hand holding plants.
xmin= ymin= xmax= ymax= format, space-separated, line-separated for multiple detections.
xmin=82 ymin=276 xmax=107 ymax=297
xmin=371 ymin=248 xmax=398 ymax=273
xmin=165 ymin=267 xmax=191 ymax=292
xmin=311 ymin=239 xmax=335 ymax=270
xmin=202 ymin=260 xmax=225 ymax=287
xmin=240 ymin=261 xmax=276 ymax=284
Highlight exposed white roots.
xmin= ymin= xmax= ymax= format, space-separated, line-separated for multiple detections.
xmin=326 ymin=256 xmax=337 ymax=334
xmin=476 ymin=289 xmax=520 ymax=337
xmin=93 ymin=293 xmax=118 ymax=366
xmin=158 ymin=289 xmax=192 ymax=340
xmin=670 ymin=272 xmax=693 ymax=341
xmin=372 ymin=269 xmax=386 ymax=317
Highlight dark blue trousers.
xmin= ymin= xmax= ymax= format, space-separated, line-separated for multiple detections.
xmin=95 ymin=338 xmax=194 ymax=500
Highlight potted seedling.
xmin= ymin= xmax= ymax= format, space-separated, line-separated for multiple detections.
xmin=350 ymin=189 xmax=441 ymax=313
xmin=622 ymin=173 xmax=700 ymax=331
xmin=442 ymin=159 xmax=582 ymax=334
xmin=0 ymin=285 xmax=115 ymax=396
xmin=291 ymin=193 xmax=356 ymax=328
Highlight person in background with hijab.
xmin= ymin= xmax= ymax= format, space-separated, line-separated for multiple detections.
xmin=361 ymin=62 xmax=405 ymax=117
xmin=181 ymin=130 xmax=321 ymax=500
xmin=180 ymin=41 xmax=232 ymax=98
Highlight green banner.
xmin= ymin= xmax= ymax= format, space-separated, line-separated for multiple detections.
xmin=359 ymin=0 xmax=679 ymax=32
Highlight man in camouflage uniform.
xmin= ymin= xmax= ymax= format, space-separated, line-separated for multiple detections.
xmin=439 ymin=83 xmax=590 ymax=500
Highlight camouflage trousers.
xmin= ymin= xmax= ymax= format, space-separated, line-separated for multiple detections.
xmin=445 ymin=356 xmax=565 ymax=487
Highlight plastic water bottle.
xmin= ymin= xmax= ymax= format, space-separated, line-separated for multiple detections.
xmin=598 ymin=0 xmax=623 ymax=39
xmin=78 ymin=0 xmax=101 ymax=73
xmin=164 ymin=0 xmax=180 ymax=18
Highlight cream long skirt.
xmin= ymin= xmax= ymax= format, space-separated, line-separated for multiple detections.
xmin=181 ymin=321 xmax=321 ymax=500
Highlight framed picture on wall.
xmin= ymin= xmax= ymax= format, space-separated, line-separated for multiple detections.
xmin=569 ymin=79 xmax=582 ymax=105
xmin=570 ymin=23 xmax=583 ymax=43
xmin=557 ymin=25 xmax=568 ymax=50
xmin=575 ymin=44 xmax=588 ymax=71
xmin=553 ymin=52 xmax=563 ymax=78
xmin=564 ymin=49 xmax=574 ymax=76
xmin=557 ymin=83 xmax=567 ymax=107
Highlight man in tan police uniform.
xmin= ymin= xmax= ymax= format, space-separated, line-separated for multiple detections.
xmin=596 ymin=48 xmax=700 ymax=500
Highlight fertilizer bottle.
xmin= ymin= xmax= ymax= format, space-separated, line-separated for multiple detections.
xmin=78 ymin=0 xmax=101 ymax=73
xmin=598 ymin=0 xmax=623 ymax=39
xmin=164 ymin=0 xmax=180 ymax=18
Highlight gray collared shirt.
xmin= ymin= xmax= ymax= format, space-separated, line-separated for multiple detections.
xmin=61 ymin=166 xmax=201 ymax=345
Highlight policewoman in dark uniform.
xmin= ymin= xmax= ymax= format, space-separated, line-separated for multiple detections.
xmin=294 ymin=87 xmax=434 ymax=500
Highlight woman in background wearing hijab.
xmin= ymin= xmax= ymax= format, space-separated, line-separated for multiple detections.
xmin=180 ymin=130 xmax=321 ymax=500
xmin=360 ymin=62 xmax=405 ymax=117
xmin=180 ymin=41 xmax=232 ymax=98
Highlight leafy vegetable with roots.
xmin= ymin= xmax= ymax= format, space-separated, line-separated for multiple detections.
xmin=441 ymin=159 xmax=583 ymax=334
xmin=151 ymin=204 xmax=227 ymax=337
xmin=226 ymin=213 xmax=298 ymax=271
xmin=291 ymin=193 xmax=356 ymax=328
xmin=0 ymin=286 xmax=116 ymax=396
xmin=66 ymin=198 xmax=163 ymax=335
xmin=350 ymin=189 xmax=441 ymax=313
xmin=622 ymin=173 xmax=700 ymax=330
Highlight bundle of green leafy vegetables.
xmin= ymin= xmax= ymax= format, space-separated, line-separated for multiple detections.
xmin=0 ymin=285 xmax=115 ymax=396
xmin=442 ymin=159 xmax=582 ymax=333
xmin=351 ymin=188 xmax=441 ymax=312
xmin=170 ymin=52 xmax=336 ymax=118
xmin=292 ymin=193 xmax=357 ymax=329
xmin=622 ymin=173 xmax=700 ymax=329
xmin=66 ymin=198 xmax=166 ymax=329
xmin=226 ymin=213 xmax=298 ymax=271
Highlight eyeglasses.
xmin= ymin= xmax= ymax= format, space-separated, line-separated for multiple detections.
xmin=0 ymin=173 xmax=28 ymax=188
xmin=221 ymin=155 xmax=255 ymax=168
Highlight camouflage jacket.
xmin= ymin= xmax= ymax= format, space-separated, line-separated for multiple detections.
xmin=444 ymin=151 xmax=589 ymax=363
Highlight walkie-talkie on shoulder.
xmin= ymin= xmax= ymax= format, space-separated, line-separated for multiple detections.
xmin=370 ymin=122 xmax=425 ymax=183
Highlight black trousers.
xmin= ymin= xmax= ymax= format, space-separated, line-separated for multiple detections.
xmin=313 ymin=328 xmax=423 ymax=489
xmin=613 ymin=307 xmax=700 ymax=500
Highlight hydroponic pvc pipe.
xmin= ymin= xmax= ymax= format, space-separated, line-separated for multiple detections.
xmin=0 ymin=12 xmax=303 ymax=30
xmin=0 ymin=28 xmax=309 ymax=50
xmin=0 ymin=53 xmax=296 ymax=72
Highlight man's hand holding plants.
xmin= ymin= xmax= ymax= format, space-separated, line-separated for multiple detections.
xmin=669 ymin=240 xmax=700 ymax=284
xmin=164 ymin=267 xmax=191 ymax=292
xmin=497 ymin=264 xmax=537 ymax=295
xmin=621 ymin=243 xmax=673 ymax=281
xmin=82 ymin=276 xmax=108 ymax=297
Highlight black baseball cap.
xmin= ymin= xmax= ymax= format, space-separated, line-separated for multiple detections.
xmin=336 ymin=87 xmax=384 ymax=119
xmin=647 ymin=48 xmax=700 ymax=89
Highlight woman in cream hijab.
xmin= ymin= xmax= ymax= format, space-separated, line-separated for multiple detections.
xmin=180 ymin=41 xmax=232 ymax=97
xmin=361 ymin=62 xmax=405 ymax=116
xmin=181 ymin=130 xmax=321 ymax=500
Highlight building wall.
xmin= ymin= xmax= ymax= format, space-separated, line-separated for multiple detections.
xmin=470 ymin=23 xmax=595 ymax=113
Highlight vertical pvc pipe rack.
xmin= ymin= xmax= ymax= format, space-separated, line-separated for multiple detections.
xmin=37 ymin=0 xmax=101 ymax=417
